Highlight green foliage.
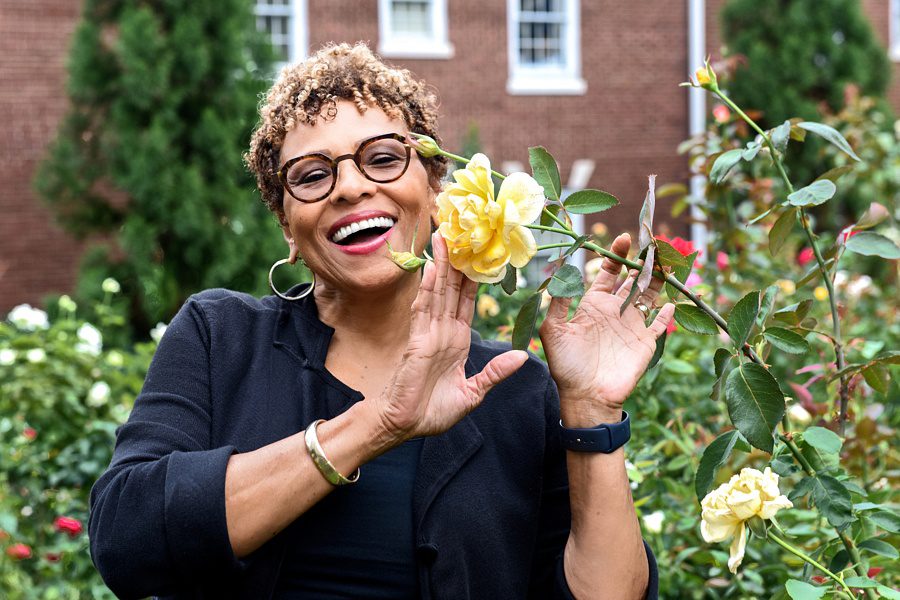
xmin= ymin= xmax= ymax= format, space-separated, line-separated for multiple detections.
xmin=719 ymin=0 xmax=892 ymax=185
xmin=35 ymin=0 xmax=285 ymax=334
xmin=720 ymin=0 xmax=890 ymax=125
xmin=0 ymin=292 xmax=154 ymax=596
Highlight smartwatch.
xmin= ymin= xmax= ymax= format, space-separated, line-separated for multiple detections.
xmin=560 ymin=411 xmax=630 ymax=453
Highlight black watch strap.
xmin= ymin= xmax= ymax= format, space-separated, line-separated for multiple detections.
xmin=560 ymin=411 xmax=630 ymax=453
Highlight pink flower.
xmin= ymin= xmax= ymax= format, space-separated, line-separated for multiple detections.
xmin=23 ymin=427 xmax=37 ymax=441
xmin=685 ymin=273 xmax=703 ymax=288
xmin=6 ymin=543 xmax=32 ymax=560
xmin=797 ymin=247 xmax=815 ymax=267
xmin=716 ymin=251 xmax=729 ymax=271
xmin=666 ymin=319 xmax=677 ymax=335
xmin=712 ymin=105 xmax=730 ymax=123
xmin=53 ymin=516 xmax=83 ymax=537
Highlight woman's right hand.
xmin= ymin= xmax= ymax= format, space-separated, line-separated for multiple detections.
xmin=375 ymin=232 xmax=528 ymax=441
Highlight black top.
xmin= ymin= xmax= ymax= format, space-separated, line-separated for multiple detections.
xmin=88 ymin=287 xmax=659 ymax=599
xmin=274 ymin=437 xmax=425 ymax=599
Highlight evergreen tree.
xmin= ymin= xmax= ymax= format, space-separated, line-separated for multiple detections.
xmin=37 ymin=0 xmax=285 ymax=333
xmin=720 ymin=0 xmax=892 ymax=184
xmin=721 ymin=0 xmax=890 ymax=123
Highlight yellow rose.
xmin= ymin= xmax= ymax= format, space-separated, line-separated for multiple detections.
xmin=814 ymin=286 xmax=828 ymax=301
xmin=694 ymin=62 xmax=717 ymax=89
xmin=700 ymin=467 xmax=793 ymax=574
xmin=436 ymin=154 xmax=545 ymax=283
xmin=476 ymin=294 xmax=501 ymax=319
xmin=776 ymin=279 xmax=796 ymax=295
xmin=695 ymin=67 xmax=711 ymax=86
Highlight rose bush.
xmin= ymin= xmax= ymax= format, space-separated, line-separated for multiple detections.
xmin=0 ymin=287 xmax=155 ymax=598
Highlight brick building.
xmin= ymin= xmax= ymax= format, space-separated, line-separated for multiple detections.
xmin=2 ymin=0 xmax=899 ymax=312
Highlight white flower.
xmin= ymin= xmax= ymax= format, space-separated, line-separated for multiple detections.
xmin=700 ymin=467 xmax=793 ymax=573
xmin=642 ymin=511 xmax=665 ymax=534
xmin=846 ymin=275 xmax=872 ymax=298
xmin=833 ymin=270 xmax=849 ymax=288
xmin=76 ymin=323 xmax=103 ymax=356
xmin=58 ymin=295 xmax=77 ymax=313
xmin=0 ymin=349 xmax=16 ymax=365
xmin=8 ymin=304 xmax=49 ymax=331
xmin=584 ymin=257 xmax=605 ymax=282
xmin=787 ymin=403 xmax=812 ymax=424
xmin=101 ymin=278 xmax=121 ymax=294
xmin=539 ymin=289 xmax=553 ymax=311
xmin=20 ymin=506 xmax=33 ymax=517
xmin=150 ymin=322 xmax=168 ymax=344
xmin=106 ymin=351 xmax=124 ymax=367
xmin=26 ymin=348 xmax=46 ymax=363
xmin=87 ymin=381 xmax=111 ymax=407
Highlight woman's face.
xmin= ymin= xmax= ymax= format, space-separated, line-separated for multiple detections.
xmin=279 ymin=101 xmax=437 ymax=294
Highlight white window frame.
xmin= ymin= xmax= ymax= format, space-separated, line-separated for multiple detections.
xmin=891 ymin=0 xmax=900 ymax=61
xmin=507 ymin=0 xmax=586 ymax=95
xmin=378 ymin=0 xmax=454 ymax=59
xmin=254 ymin=0 xmax=308 ymax=66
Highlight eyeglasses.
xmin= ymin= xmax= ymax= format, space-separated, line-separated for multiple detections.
xmin=276 ymin=133 xmax=412 ymax=203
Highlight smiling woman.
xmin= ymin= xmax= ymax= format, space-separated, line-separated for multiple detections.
xmin=88 ymin=42 xmax=668 ymax=600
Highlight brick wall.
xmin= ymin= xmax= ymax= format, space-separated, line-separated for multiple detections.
xmin=309 ymin=0 xmax=692 ymax=239
xmin=862 ymin=0 xmax=900 ymax=109
xmin=0 ymin=0 xmax=83 ymax=313
xmin=2 ymin=0 xmax=897 ymax=313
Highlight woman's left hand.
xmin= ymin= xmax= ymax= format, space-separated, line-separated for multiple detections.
xmin=539 ymin=233 xmax=675 ymax=426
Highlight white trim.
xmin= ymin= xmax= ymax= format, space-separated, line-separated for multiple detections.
xmin=507 ymin=0 xmax=586 ymax=96
xmin=891 ymin=0 xmax=900 ymax=61
xmin=688 ymin=0 xmax=708 ymax=263
xmin=289 ymin=0 xmax=308 ymax=63
xmin=254 ymin=0 xmax=307 ymax=65
xmin=378 ymin=0 xmax=455 ymax=60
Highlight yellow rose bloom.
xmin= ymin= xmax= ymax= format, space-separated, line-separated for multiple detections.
xmin=700 ymin=467 xmax=793 ymax=574
xmin=814 ymin=286 xmax=829 ymax=301
xmin=695 ymin=67 xmax=711 ymax=86
xmin=476 ymin=294 xmax=501 ymax=319
xmin=436 ymin=154 xmax=545 ymax=283
xmin=776 ymin=279 xmax=796 ymax=295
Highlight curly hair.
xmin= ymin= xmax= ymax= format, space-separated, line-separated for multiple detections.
xmin=246 ymin=42 xmax=449 ymax=222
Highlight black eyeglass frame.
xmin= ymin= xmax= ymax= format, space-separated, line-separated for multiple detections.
xmin=276 ymin=132 xmax=413 ymax=203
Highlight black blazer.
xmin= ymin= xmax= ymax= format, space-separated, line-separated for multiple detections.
xmin=89 ymin=288 xmax=659 ymax=599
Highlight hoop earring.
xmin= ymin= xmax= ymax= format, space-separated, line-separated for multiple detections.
xmin=268 ymin=258 xmax=316 ymax=301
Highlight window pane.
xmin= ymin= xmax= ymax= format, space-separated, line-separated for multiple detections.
xmin=391 ymin=0 xmax=432 ymax=35
xmin=517 ymin=4 xmax=564 ymax=66
xmin=254 ymin=1 xmax=292 ymax=63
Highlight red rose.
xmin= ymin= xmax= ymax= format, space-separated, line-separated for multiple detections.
xmin=868 ymin=567 xmax=883 ymax=578
xmin=6 ymin=543 xmax=32 ymax=560
xmin=797 ymin=247 xmax=815 ymax=267
xmin=716 ymin=251 xmax=729 ymax=271
xmin=53 ymin=516 xmax=84 ymax=537
xmin=45 ymin=552 xmax=62 ymax=563
xmin=666 ymin=319 xmax=677 ymax=335
xmin=841 ymin=228 xmax=859 ymax=243
xmin=23 ymin=427 xmax=37 ymax=441
xmin=656 ymin=234 xmax=696 ymax=257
